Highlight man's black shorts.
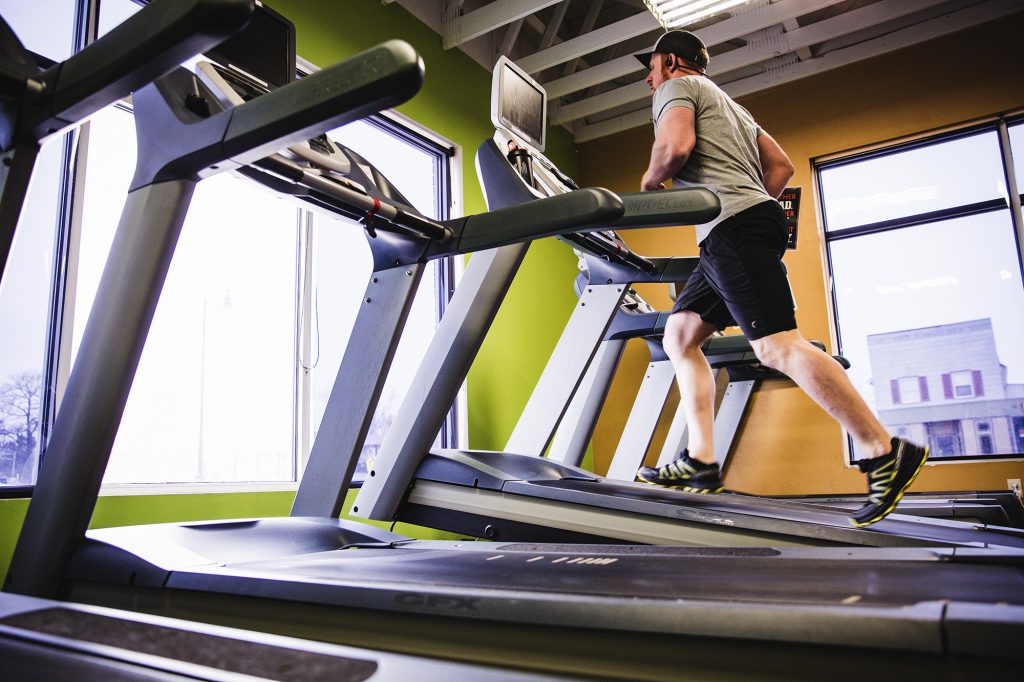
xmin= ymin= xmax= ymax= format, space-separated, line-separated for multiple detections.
xmin=671 ymin=199 xmax=796 ymax=341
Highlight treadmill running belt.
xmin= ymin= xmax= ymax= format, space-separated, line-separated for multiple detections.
xmin=528 ymin=478 xmax=1024 ymax=548
xmin=207 ymin=547 xmax=1024 ymax=609
xmin=1 ymin=608 xmax=379 ymax=681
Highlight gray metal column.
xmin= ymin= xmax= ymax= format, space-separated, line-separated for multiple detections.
xmin=351 ymin=244 xmax=531 ymax=521
xmin=605 ymin=359 xmax=676 ymax=481
xmin=291 ymin=263 xmax=424 ymax=518
xmin=504 ymin=283 xmax=627 ymax=456
xmin=547 ymin=339 xmax=625 ymax=466
xmin=6 ymin=181 xmax=195 ymax=598
xmin=714 ymin=379 xmax=756 ymax=469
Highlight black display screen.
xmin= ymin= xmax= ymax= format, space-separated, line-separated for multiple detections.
xmin=205 ymin=2 xmax=296 ymax=88
xmin=500 ymin=62 xmax=545 ymax=149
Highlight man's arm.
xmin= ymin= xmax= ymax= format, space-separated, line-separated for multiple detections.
xmin=641 ymin=105 xmax=696 ymax=191
xmin=757 ymin=131 xmax=795 ymax=199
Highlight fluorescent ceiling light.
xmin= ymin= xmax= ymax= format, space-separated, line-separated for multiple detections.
xmin=644 ymin=0 xmax=755 ymax=29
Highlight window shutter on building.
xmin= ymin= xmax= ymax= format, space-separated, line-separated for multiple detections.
xmin=972 ymin=370 xmax=984 ymax=397
xmin=942 ymin=373 xmax=953 ymax=399
xmin=891 ymin=379 xmax=901 ymax=404
xmin=919 ymin=376 xmax=929 ymax=401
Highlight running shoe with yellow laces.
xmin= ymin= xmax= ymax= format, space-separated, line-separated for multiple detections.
xmin=850 ymin=437 xmax=929 ymax=527
xmin=635 ymin=450 xmax=724 ymax=493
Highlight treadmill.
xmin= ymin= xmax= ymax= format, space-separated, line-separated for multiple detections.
xmin=353 ymin=56 xmax=1024 ymax=551
xmin=6 ymin=21 xmax=1023 ymax=679
xmin=0 ymin=4 xmax=558 ymax=680
xmin=551 ymin=288 xmax=1024 ymax=527
xmin=0 ymin=590 xmax=562 ymax=681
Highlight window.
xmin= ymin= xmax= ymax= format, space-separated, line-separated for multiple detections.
xmin=949 ymin=370 xmax=977 ymax=399
xmin=895 ymin=376 xmax=924 ymax=404
xmin=818 ymin=119 xmax=1024 ymax=462
xmin=0 ymin=1 xmax=457 ymax=490
xmin=0 ymin=0 xmax=80 ymax=487
xmin=75 ymin=107 xmax=301 ymax=484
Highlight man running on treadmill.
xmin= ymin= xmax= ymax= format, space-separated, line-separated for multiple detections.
xmin=632 ymin=30 xmax=928 ymax=527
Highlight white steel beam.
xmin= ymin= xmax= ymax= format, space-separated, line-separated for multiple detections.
xmin=542 ymin=0 xmax=848 ymax=96
xmin=499 ymin=17 xmax=525 ymax=57
xmin=574 ymin=0 xmax=1020 ymax=142
xmin=722 ymin=0 xmax=1021 ymax=99
xmin=518 ymin=11 xmax=661 ymax=73
xmin=444 ymin=0 xmax=564 ymax=49
xmin=562 ymin=0 xmax=605 ymax=76
xmin=539 ymin=0 xmax=570 ymax=50
xmin=554 ymin=0 xmax=951 ymax=125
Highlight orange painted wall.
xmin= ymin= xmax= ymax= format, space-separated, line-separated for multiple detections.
xmin=577 ymin=12 xmax=1024 ymax=496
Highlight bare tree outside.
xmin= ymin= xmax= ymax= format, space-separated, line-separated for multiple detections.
xmin=0 ymin=371 xmax=42 ymax=484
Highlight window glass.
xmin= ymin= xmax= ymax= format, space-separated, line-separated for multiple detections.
xmin=97 ymin=0 xmax=141 ymax=39
xmin=0 ymin=140 xmax=66 ymax=486
xmin=819 ymin=132 xmax=1006 ymax=232
xmin=897 ymin=377 xmax=921 ymax=404
xmin=829 ymin=209 xmax=1024 ymax=460
xmin=76 ymin=106 xmax=299 ymax=484
xmin=0 ymin=0 xmax=76 ymax=61
xmin=1010 ymin=122 xmax=1024 ymax=193
xmin=309 ymin=118 xmax=446 ymax=480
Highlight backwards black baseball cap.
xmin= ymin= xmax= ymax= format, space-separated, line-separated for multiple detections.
xmin=634 ymin=30 xmax=710 ymax=74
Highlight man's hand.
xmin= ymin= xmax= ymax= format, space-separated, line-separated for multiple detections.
xmin=641 ymin=172 xmax=666 ymax=192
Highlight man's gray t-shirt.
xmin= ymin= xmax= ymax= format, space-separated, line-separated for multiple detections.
xmin=653 ymin=76 xmax=770 ymax=243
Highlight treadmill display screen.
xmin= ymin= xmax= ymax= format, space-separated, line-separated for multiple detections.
xmin=496 ymin=58 xmax=546 ymax=151
xmin=205 ymin=3 xmax=296 ymax=88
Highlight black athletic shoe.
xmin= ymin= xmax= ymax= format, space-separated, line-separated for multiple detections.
xmin=635 ymin=451 xmax=724 ymax=493
xmin=850 ymin=438 xmax=929 ymax=527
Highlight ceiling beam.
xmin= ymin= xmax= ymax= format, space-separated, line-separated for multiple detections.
xmin=562 ymin=0 xmax=605 ymax=76
xmin=443 ymin=0 xmax=564 ymax=49
xmin=499 ymin=17 xmax=525 ymax=57
xmin=518 ymin=10 xmax=661 ymax=73
xmin=539 ymin=0 xmax=571 ymax=50
xmin=542 ymin=0 xmax=848 ymax=97
xmin=574 ymin=0 xmax=1021 ymax=142
xmin=552 ymin=0 xmax=951 ymax=125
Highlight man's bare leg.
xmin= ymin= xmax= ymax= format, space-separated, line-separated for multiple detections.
xmin=750 ymin=329 xmax=891 ymax=458
xmin=661 ymin=310 xmax=719 ymax=465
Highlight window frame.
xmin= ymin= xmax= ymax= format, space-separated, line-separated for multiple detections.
xmin=815 ymin=110 xmax=1024 ymax=465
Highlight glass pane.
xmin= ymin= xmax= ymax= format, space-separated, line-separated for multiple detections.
xmin=0 ymin=0 xmax=76 ymax=61
xmin=97 ymin=0 xmax=141 ymax=39
xmin=329 ymin=120 xmax=439 ymax=219
xmin=830 ymin=211 xmax=1024 ymax=460
xmin=0 ymin=139 xmax=65 ymax=486
xmin=820 ymin=132 xmax=1007 ymax=231
xmin=76 ymin=106 xmax=300 ymax=484
xmin=1010 ymin=122 xmax=1024 ymax=194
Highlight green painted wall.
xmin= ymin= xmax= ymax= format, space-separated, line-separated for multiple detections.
xmin=1 ymin=0 xmax=585 ymax=580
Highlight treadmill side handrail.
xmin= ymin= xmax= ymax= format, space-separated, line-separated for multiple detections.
xmin=449 ymin=188 xmax=625 ymax=252
xmin=611 ymin=189 xmax=721 ymax=230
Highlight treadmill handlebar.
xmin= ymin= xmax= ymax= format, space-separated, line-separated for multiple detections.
xmin=611 ymin=188 xmax=721 ymax=230
xmin=133 ymin=40 xmax=424 ymax=189
xmin=451 ymin=188 xmax=624 ymax=252
xmin=223 ymin=40 xmax=424 ymax=167
xmin=39 ymin=0 xmax=255 ymax=140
